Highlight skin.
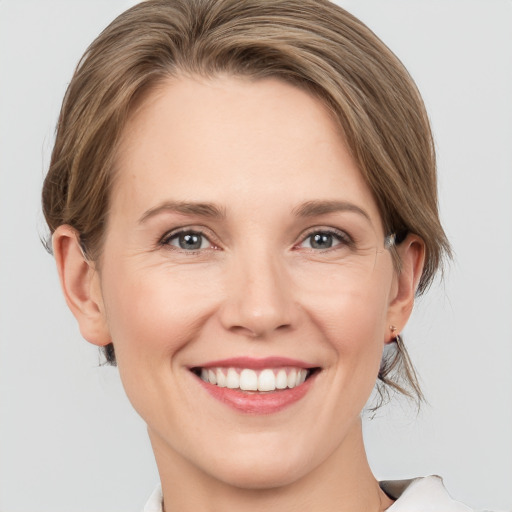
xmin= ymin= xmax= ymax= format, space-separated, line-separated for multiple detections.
xmin=53 ymin=76 xmax=424 ymax=512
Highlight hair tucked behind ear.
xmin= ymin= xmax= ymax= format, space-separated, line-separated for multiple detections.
xmin=43 ymin=0 xmax=451 ymax=403
xmin=372 ymin=335 xmax=424 ymax=411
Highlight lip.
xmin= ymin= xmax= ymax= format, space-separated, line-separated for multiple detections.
xmin=190 ymin=357 xmax=319 ymax=415
xmin=194 ymin=356 xmax=315 ymax=370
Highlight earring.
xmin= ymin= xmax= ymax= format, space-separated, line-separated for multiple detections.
xmin=389 ymin=325 xmax=399 ymax=343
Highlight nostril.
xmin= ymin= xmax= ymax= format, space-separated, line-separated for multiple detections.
xmin=228 ymin=322 xmax=292 ymax=339
xmin=228 ymin=325 xmax=260 ymax=338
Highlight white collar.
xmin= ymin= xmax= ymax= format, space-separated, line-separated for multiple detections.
xmin=143 ymin=484 xmax=163 ymax=512
xmin=382 ymin=475 xmax=473 ymax=511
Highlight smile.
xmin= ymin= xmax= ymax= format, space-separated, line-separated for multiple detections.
xmin=197 ymin=367 xmax=310 ymax=392
xmin=191 ymin=358 xmax=320 ymax=414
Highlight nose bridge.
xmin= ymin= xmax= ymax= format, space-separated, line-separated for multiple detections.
xmin=220 ymin=244 xmax=296 ymax=337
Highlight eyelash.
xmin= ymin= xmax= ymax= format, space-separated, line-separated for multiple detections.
xmin=158 ymin=227 xmax=354 ymax=253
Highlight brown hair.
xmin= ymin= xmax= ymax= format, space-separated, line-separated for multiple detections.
xmin=42 ymin=0 xmax=451 ymax=404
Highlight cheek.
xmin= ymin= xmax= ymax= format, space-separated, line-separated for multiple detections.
xmin=100 ymin=263 xmax=218 ymax=367
xmin=322 ymin=290 xmax=388 ymax=370
xmin=98 ymin=263 xmax=223 ymax=424
xmin=301 ymin=265 xmax=392 ymax=346
xmin=300 ymin=270 xmax=392 ymax=397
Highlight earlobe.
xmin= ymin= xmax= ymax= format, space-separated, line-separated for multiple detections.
xmin=385 ymin=234 xmax=425 ymax=343
xmin=52 ymin=225 xmax=111 ymax=347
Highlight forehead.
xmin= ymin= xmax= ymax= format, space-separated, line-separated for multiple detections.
xmin=112 ymin=75 xmax=381 ymax=226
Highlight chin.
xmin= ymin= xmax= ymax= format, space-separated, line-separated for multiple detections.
xmin=210 ymin=456 xmax=308 ymax=490
xmin=204 ymin=431 xmax=328 ymax=490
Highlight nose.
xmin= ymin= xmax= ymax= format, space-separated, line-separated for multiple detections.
xmin=218 ymin=249 xmax=299 ymax=339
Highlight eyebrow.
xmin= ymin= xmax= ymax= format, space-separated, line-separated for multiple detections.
xmin=292 ymin=200 xmax=371 ymax=222
xmin=138 ymin=201 xmax=226 ymax=224
xmin=138 ymin=199 xmax=370 ymax=224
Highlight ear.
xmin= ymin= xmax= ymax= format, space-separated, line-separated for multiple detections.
xmin=385 ymin=233 xmax=425 ymax=343
xmin=52 ymin=225 xmax=111 ymax=347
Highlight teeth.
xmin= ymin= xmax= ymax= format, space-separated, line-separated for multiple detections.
xmin=276 ymin=369 xmax=288 ymax=389
xmin=198 ymin=367 xmax=310 ymax=392
xmin=258 ymin=369 xmax=275 ymax=391
xmin=287 ymin=368 xmax=297 ymax=388
xmin=216 ymin=368 xmax=227 ymax=387
xmin=226 ymin=368 xmax=239 ymax=389
xmin=240 ymin=369 xmax=258 ymax=391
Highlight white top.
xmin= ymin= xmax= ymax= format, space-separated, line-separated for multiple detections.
xmin=142 ymin=475 xmax=477 ymax=511
xmin=382 ymin=475 xmax=473 ymax=511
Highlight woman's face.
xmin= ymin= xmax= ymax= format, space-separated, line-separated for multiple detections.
xmin=94 ymin=76 xmax=400 ymax=487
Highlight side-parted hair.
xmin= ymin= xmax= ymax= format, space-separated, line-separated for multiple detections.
xmin=42 ymin=0 xmax=451 ymax=405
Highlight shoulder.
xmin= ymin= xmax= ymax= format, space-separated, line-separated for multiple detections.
xmin=381 ymin=475 xmax=487 ymax=512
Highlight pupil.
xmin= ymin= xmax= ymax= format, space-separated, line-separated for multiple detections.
xmin=311 ymin=233 xmax=332 ymax=249
xmin=180 ymin=233 xmax=202 ymax=250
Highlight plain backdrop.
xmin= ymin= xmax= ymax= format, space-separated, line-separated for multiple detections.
xmin=1 ymin=1 xmax=511 ymax=511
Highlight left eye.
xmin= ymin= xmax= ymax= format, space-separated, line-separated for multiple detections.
xmin=166 ymin=231 xmax=211 ymax=251
xmin=299 ymin=231 xmax=347 ymax=250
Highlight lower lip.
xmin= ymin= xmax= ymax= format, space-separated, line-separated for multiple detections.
xmin=195 ymin=374 xmax=316 ymax=414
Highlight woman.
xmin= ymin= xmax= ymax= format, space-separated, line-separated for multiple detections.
xmin=41 ymin=0 xmax=479 ymax=510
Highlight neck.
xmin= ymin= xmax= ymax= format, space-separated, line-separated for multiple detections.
xmin=150 ymin=418 xmax=393 ymax=512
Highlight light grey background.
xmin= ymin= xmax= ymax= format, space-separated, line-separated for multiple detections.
xmin=1 ymin=1 xmax=511 ymax=511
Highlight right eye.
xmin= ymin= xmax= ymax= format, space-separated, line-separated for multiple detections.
xmin=163 ymin=230 xmax=213 ymax=251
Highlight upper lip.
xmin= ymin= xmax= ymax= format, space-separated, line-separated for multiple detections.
xmin=190 ymin=356 xmax=317 ymax=370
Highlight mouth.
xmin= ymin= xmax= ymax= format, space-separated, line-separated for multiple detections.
xmin=190 ymin=358 xmax=321 ymax=414
xmin=191 ymin=366 xmax=318 ymax=392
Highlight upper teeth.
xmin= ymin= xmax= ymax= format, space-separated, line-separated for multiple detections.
xmin=199 ymin=367 xmax=308 ymax=392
